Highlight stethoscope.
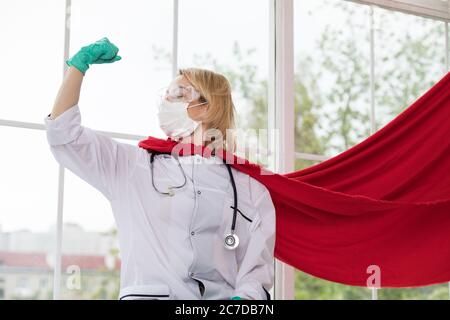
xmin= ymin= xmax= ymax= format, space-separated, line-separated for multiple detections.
xmin=147 ymin=150 xmax=251 ymax=250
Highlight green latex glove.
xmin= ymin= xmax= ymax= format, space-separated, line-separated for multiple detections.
xmin=230 ymin=296 xmax=244 ymax=300
xmin=66 ymin=37 xmax=121 ymax=75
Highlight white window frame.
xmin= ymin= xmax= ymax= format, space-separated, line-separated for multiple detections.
xmin=268 ymin=0 xmax=296 ymax=300
xmin=348 ymin=0 xmax=450 ymax=21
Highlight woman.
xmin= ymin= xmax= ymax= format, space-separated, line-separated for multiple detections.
xmin=45 ymin=37 xmax=275 ymax=300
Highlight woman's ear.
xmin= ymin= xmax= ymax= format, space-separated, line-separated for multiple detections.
xmin=197 ymin=104 xmax=209 ymax=122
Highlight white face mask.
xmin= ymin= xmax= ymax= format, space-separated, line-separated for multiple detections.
xmin=157 ymin=98 xmax=208 ymax=140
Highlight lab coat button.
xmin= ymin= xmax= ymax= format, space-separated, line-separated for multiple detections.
xmin=191 ymin=231 xmax=195 ymax=236
xmin=197 ymin=190 xmax=201 ymax=195
xmin=190 ymin=272 xmax=195 ymax=277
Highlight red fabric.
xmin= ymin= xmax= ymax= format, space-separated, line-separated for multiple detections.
xmin=138 ymin=72 xmax=450 ymax=288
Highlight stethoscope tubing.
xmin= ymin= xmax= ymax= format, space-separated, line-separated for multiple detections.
xmin=147 ymin=150 xmax=242 ymax=249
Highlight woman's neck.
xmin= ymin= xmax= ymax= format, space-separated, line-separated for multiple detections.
xmin=180 ymin=123 xmax=207 ymax=146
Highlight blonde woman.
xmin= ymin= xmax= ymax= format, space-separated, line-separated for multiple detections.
xmin=45 ymin=37 xmax=275 ymax=300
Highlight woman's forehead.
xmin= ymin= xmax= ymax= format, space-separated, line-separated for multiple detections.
xmin=171 ymin=75 xmax=190 ymax=87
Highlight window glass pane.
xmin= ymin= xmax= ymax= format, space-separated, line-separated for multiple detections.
xmin=0 ymin=127 xmax=59 ymax=299
xmin=69 ymin=0 xmax=173 ymax=137
xmin=294 ymin=0 xmax=371 ymax=158
xmin=0 ymin=0 xmax=65 ymax=124
xmin=378 ymin=284 xmax=449 ymax=299
xmin=178 ymin=0 xmax=270 ymax=161
xmin=295 ymin=270 xmax=371 ymax=299
xmin=293 ymin=0 xmax=449 ymax=300
xmin=296 ymin=0 xmax=372 ymax=299
xmin=295 ymin=158 xmax=322 ymax=171
xmin=298 ymin=273 xmax=447 ymax=300
xmin=373 ymin=7 xmax=447 ymax=130
xmin=58 ymin=138 xmax=136 ymax=299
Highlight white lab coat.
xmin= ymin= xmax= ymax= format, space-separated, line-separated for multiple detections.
xmin=44 ymin=104 xmax=276 ymax=300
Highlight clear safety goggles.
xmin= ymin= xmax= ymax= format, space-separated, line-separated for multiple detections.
xmin=157 ymin=82 xmax=203 ymax=103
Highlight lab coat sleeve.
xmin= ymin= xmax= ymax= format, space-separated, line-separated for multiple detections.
xmin=232 ymin=180 xmax=276 ymax=300
xmin=44 ymin=104 xmax=139 ymax=201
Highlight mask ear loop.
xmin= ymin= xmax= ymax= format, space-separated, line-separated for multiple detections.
xmin=187 ymin=101 xmax=208 ymax=109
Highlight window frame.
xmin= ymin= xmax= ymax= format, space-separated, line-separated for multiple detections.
xmin=348 ymin=0 xmax=450 ymax=21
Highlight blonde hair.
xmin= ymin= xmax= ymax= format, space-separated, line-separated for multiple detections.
xmin=178 ymin=68 xmax=236 ymax=152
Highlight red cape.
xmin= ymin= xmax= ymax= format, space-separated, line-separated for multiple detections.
xmin=138 ymin=72 xmax=450 ymax=288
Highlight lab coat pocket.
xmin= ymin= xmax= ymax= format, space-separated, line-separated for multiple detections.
xmin=119 ymin=284 xmax=173 ymax=300
xmin=248 ymin=211 xmax=262 ymax=232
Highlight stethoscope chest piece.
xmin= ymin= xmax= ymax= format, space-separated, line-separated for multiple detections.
xmin=224 ymin=233 xmax=239 ymax=250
